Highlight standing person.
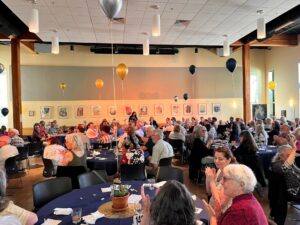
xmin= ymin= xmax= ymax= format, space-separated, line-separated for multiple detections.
xmin=76 ymin=124 xmax=90 ymax=150
xmin=0 ymin=169 xmax=38 ymax=225
xmin=129 ymin=111 xmax=138 ymax=124
xmin=204 ymin=164 xmax=268 ymax=225
xmin=85 ymin=122 xmax=98 ymax=139
xmin=146 ymin=129 xmax=174 ymax=176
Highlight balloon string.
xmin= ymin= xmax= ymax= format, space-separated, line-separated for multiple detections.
xmin=231 ymin=73 xmax=236 ymax=101
xmin=121 ymin=80 xmax=124 ymax=106
xmin=110 ymin=20 xmax=117 ymax=107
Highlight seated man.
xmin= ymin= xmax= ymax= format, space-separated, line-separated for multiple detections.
xmin=8 ymin=128 xmax=24 ymax=147
xmin=100 ymin=125 xmax=113 ymax=146
xmin=168 ymin=125 xmax=185 ymax=142
xmin=0 ymin=136 xmax=19 ymax=170
xmin=141 ymin=126 xmax=155 ymax=164
xmin=146 ymin=129 xmax=174 ymax=176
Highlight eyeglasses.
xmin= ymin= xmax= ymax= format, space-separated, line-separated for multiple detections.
xmin=222 ymin=176 xmax=234 ymax=182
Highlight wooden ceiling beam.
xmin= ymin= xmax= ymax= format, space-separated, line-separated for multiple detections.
xmin=249 ymin=34 xmax=298 ymax=47
xmin=21 ymin=41 xmax=36 ymax=54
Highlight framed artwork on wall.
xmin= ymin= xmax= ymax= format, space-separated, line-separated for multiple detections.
xmin=154 ymin=104 xmax=164 ymax=116
xmin=108 ymin=106 xmax=117 ymax=116
xmin=58 ymin=106 xmax=70 ymax=119
xmin=124 ymin=105 xmax=133 ymax=116
xmin=198 ymin=104 xmax=207 ymax=115
xmin=40 ymin=106 xmax=52 ymax=119
xmin=139 ymin=105 xmax=148 ymax=116
xmin=75 ymin=106 xmax=87 ymax=118
xmin=28 ymin=110 xmax=35 ymax=117
xmin=184 ymin=104 xmax=193 ymax=116
xmin=252 ymin=104 xmax=267 ymax=120
xmin=171 ymin=104 xmax=180 ymax=116
xmin=212 ymin=103 xmax=221 ymax=114
xmin=91 ymin=105 xmax=101 ymax=117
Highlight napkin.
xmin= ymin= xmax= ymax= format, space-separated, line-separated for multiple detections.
xmin=195 ymin=207 xmax=202 ymax=214
xmin=41 ymin=218 xmax=62 ymax=225
xmin=96 ymin=157 xmax=107 ymax=160
xmin=87 ymin=156 xmax=94 ymax=159
xmin=101 ymin=187 xmax=111 ymax=193
xmin=53 ymin=208 xmax=73 ymax=215
xmin=153 ymin=181 xmax=166 ymax=188
xmin=82 ymin=211 xmax=104 ymax=224
xmin=191 ymin=195 xmax=197 ymax=201
xmin=128 ymin=194 xmax=142 ymax=204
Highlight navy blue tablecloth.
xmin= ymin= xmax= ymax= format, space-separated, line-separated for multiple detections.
xmin=257 ymin=146 xmax=277 ymax=175
xmin=87 ymin=150 xmax=118 ymax=176
xmin=36 ymin=181 xmax=209 ymax=225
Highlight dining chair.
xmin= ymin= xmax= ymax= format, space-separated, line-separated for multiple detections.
xmin=32 ymin=177 xmax=72 ymax=211
xmin=16 ymin=145 xmax=30 ymax=171
xmin=42 ymin=157 xmax=55 ymax=177
xmin=78 ymin=170 xmax=107 ymax=189
xmin=158 ymin=157 xmax=173 ymax=167
xmin=168 ymin=139 xmax=186 ymax=164
xmin=56 ymin=166 xmax=87 ymax=189
xmin=120 ymin=163 xmax=146 ymax=181
xmin=5 ymin=156 xmax=25 ymax=187
xmin=156 ymin=166 xmax=184 ymax=184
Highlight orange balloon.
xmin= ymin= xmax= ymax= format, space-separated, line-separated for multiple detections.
xmin=95 ymin=79 xmax=104 ymax=89
xmin=116 ymin=63 xmax=128 ymax=80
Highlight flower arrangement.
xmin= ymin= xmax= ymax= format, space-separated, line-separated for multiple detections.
xmin=111 ymin=179 xmax=130 ymax=210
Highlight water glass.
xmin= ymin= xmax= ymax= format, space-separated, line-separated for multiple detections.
xmin=148 ymin=178 xmax=155 ymax=190
xmin=71 ymin=208 xmax=82 ymax=224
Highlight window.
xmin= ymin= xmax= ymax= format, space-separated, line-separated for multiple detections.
xmin=268 ymin=71 xmax=275 ymax=117
xmin=0 ymin=71 xmax=8 ymax=127
xmin=250 ymin=74 xmax=259 ymax=104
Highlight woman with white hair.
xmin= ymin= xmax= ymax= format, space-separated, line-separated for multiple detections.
xmin=204 ymin=164 xmax=268 ymax=225
xmin=254 ymin=124 xmax=269 ymax=147
xmin=0 ymin=169 xmax=38 ymax=225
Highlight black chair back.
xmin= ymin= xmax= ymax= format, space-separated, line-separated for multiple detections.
xmin=32 ymin=177 xmax=72 ymax=211
xmin=78 ymin=170 xmax=107 ymax=189
xmin=156 ymin=167 xmax=184 ymax=183
xmin=120 ymin=163 xmax=146 ymax=181
xmin=56 ymin=166 xmax=87 ymax=189
xmin=159 ymin=157 xmax=172 ymax=166
xmin=16 ymin=145 xmax=29 ymax=161
xmin=28 ymin=141 xmax=43 ymax=156
xmin=168 ymin=139 xmax=184 ymax=154
xmin=42 ymin=158 xmax=55 ymax=177
xmin=5 ymin=156 xmax=18 ymax=175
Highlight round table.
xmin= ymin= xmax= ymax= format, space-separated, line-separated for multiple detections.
xmin=36 ymin=181 xmax=209 ymax=225
xmin=87 ymin=150 xmax=118 ymax=176
xmin=257 ymin=145 xmax=277 ymax=176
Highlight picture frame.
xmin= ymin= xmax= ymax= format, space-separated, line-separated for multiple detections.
xmin=184 ymin=103 xmax=193 ymax=116
xmin=252 ymin=104 xmax=267 ymax=120
xmin=281 ymin=109 xmax=287 ymax=117
xmin=91 ymin=105 xmax=101 ymax=117
xmin=28 ymin=110 xmax=35 ymax=117
xmin=124 ymin=105 xmax=133 ymax=116
xmin=171 ymin=104 xmax=180 ymax=116
xmin=75 ymin=106 xmax=87 ymax=118
xmin=108 ymin=106 xmax=117 ymax=116
xmin=139 ymin=105 xmax=148 ymax=116
xmin=57 ymin=106 xmax=70 ymax=119
xmin=40 ymin=106 xmax=52 ymax=119
xmin=198 ymin=104 xmax=207 ymax=115
xmin=212 ymin=103 xmax=221 ymax=114
xmin=154 ymin=104 xmax=164 ymax=116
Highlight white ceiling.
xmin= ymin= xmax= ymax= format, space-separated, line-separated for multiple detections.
xmin=2 ymin=0 xmax=300 ymax=46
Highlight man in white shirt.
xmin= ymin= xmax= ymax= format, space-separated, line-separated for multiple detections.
xmin=146 ymin=129 xmax=174 ymax=176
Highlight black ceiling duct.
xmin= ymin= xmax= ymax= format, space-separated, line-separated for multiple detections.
xmin=240 ymin=4 xmax=300 ymax=43
xmin=90 ymin=44 xmax=179 ymax=55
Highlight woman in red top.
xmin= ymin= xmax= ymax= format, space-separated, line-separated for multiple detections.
xmin=204 ymin=164 xmax=268 ymax=225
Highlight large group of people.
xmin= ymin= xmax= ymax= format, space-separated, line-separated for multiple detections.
xmin=3 ymin=112 xmax=300 ymax=225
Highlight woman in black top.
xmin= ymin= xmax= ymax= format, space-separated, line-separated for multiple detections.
xmin=268 ymin=120 xmax=280 ymax=145
xmin=233 ymin=130 xmax=266 ymax=187
xmin=129 ymin=111 xmax=138 ymax=124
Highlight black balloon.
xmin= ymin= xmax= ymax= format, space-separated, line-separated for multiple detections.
xmin=189 ymin=65 xmax=196 ymax=75
xmin=183 ymin=93 xmax=189 ymax=101
xmin=226 ymin=58 xmax=237 ymax=73
xmin=0 ymin=63 xmax=4 ymax=73
xmin=1 ymin=108 xmax=9 ymax=117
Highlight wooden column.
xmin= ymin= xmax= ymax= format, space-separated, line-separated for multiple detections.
xmin=11 ymin=37 xmax=23 ymax=134
xmin=242 ymin=44 xmax=251 ymax=123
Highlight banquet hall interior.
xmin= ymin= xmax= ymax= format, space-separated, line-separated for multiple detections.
xmin=1 ymin=0 xmax=300 ymax=224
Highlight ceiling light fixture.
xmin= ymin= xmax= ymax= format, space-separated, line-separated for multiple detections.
xmin=257 ymin=10 xmax=266 ymax=39
xmin=143 ymin=38 xmax=149 ymax=56
xmin=151 ymin=5 xmax=160 ymax=37
xmin=29 ymin=0 xmax=39 ymax=33
xmin=51 ymin=31 xmax=59 ymax=54
xmin=195 ymin=48 xmax=198 ymax=53
xmin=223 ymin=35 xmax=230 ymax=57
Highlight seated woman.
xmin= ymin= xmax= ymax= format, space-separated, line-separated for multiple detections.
xmin=43 ymin=137 xmax=67 ymax=174
xmin=254 ymin=124 xmax=268 ymax=147
xmin=62 ymin=134 xmax=87 ymax=170
xmin=168 ymin=124 xmax=185 ymax=142
xmin=189 ymin=125 xmax=213 ymax=182
xmin=205 ymin=147 xmax=236 ymax=218
xmin=204 ymin=164 xmax=268 ymax=225
xmin=0 ymin=169 xmax=38 ymax=225
xmin=0 ymin=136 xmax=19 ymax=170
xmin=268 ymin=120 xmax=280 ymax=145
xmin=31 ymin=123 xmax=42 ymax=142
xmin=233 ymin=130 xmax=267 ymax=187
xmin=141 ymin=180 xmax=197 ymax=225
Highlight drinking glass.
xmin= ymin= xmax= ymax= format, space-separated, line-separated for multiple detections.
xmin=71 ymin=208 xmax=82 ymax=224
xmin=148 ymin=178 xmax=155 ymax=190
